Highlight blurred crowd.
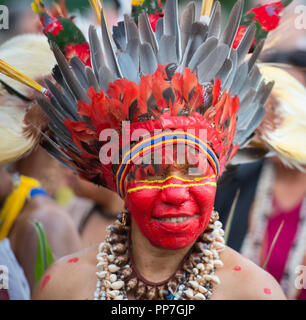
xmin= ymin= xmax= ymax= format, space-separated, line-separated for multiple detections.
xmin=0 ymin=0 xmax=305 ymax=300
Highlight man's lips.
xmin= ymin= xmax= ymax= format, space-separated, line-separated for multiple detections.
xmin=151 ymin=209 xmax=198 ymax=220
xmin=150 ymin=215 xmax=200 ymax=233
xmin=153 ymin=214 xmax=198 ymax=223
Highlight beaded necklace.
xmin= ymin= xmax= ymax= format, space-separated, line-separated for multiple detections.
xmin=94 ymin=211 xmax=225 ymax=300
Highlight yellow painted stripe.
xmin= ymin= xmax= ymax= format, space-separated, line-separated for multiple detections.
xmin=118 ymin=137 xmax=218 ymax=196
xmin=134 ymin=175 xmax=216 ymax=184
xmin=127 ymin=182 xmax=217 ymax=193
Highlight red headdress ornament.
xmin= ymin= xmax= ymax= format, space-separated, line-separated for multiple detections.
xmin=1 ymin=0 xmax=274 ymax=199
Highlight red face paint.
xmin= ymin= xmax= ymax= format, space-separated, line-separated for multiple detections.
xmin=68 ymin=257 xmax=79 ymax=263
xmin=41 ymin=274 xmax=51 ymax=289
xmin=233 ymin=266 xmax=242 ymax=271
xmin=124 ymin=149 xmax=217 ymax=250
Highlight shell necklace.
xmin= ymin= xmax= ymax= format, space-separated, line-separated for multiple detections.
xmin=94 ymin=211 xmax=225 ymax=300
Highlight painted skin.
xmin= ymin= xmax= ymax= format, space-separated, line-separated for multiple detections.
xmin=124 ymin=146 xmax=217 ymax=250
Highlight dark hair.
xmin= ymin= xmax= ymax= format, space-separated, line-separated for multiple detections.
xmin=263 ymin=50 xmax=306 ymax=68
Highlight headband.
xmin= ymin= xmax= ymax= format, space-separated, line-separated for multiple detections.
xmin=116 ymin=130 xmax=220 ymax=198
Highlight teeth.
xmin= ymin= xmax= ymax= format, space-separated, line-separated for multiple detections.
xmin=157 ymin=216 xmax=191 ymax=223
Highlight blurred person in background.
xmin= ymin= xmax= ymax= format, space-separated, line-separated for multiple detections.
xmin=215 ymin=50 xmax=306 ymax=299
xmin=0 ymin=28 xmax=82 ymax=299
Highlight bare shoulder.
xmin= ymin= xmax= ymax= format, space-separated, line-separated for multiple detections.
xmin=213 ymin=246 xmax=286 ymax=300
xmin=32 ymin=244 xmax=99 ymax=300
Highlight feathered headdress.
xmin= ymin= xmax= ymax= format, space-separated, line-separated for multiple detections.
xmin=0 ymin=0 xmax=274 ymax=197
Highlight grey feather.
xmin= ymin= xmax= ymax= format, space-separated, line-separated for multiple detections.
xmin=237 ymin=89 xmax=256 ymax=117
xmin=188 ymin=36 xmax=218 ymax=72
xmin=177 ymin=22 xmax=208 ymax=73
xmin=138 ymin=11 xmax=158 ymax=54
xmin=117 ymin=52 xmax=140 ymax=83
xmin=230 ymin=62 xmax=248 ymax=96
xmin=51 ymin=65 xmax=76 ymax=104
xmin=248 ymin=65 xmax=262 ymax=90
xmin=89 ymin=25 xmax=106 ymax=80
xmin=207 ymin=1 xmax=221 ymax=39
xmin=126 ymin=39 xmax=140 ymax=72
xmin=113 ymin=21 xmax=127 ymax=51
xmin=260 ymin=80 xmax=274 ymax=104
xmin=236 ymin=23 xmax=256 ymax=66
xmin=37 ymin=98 xmax=72 ymax=138
xmin=155 ymin=18 xmax=164 ymax=43
xmin=222 ymin=49 xmax=237 ymax=90
xmin=98 ymin=66 xmax=116 ymax=92
xmin=124 ymin=14 xmax=140 ymax=43
xmin=157 ymin=35 xmax=178 ymax=65
xmin=86 ymin=67 xmax=100 ymax=92
xmin=220 ymin=0 xmax=244 ymax=47
xmin=215 ymin=59 xmax=232 ymax=85
xmin=179 ymin=1 xmax=196 ymax=58
xmin=100 ymin=7 xmax=122 ymax=78
xmin=239 ymin=107 xmax=266 ymax=147
xmin=248 ymin=39 xmax=265 ymax=72
xmin=44 ymin=78 xmax=80 ymax=121
xmin=70 ymin=56 xmax=90 ymax=91
xmin=198 ymin=44 xmax=229 ymax=84
xmin=139 ymin=42 xmax=158 ymax=75
xmin=50 ymin=42 xmax=90 ymax=104
xmin=164 ymin=0 xmax=181 ymax=61
xmin=237 ymin=81 xmax=271 ymax=130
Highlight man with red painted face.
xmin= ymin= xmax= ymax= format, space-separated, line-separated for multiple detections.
xmin=0 ymin=0 xmax=288 ymax=300
xmin=32 ymin=145 xmax=286 ymax=300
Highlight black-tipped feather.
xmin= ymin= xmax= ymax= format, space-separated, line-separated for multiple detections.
xmin=70 ymin=56 xmax=90 ymax=91
xmin=50 ymin=42 xmax=90 ymax=103
xmin=220 ymin=0 xmax=244 ymax=47
xmin=44 ymin=79 xmax=80 ymax=121
xmin=86 ymin=67 xmax=100 ymax=92
xmin=138 ymin=11 xmax=158 ymax=54
xmin=113 ymin=21 xmax=127 ymax=51
xmin=157 ymin=35 xmax=178 ymax=65
xmin=207 ymin=1 xmax=221 ymax=39
xmin=164 ymin=0 xmax=181 ymax=61
xmin=100 ymin=7 xmax=122 ymax=78
xmin=236 ymin=23 xmax=256 ymax=66
xmin=188 ymin=36 xmax=218 ymax=72
xmin=98 ymin=66 xmax=116 ymax=92
xmin=117 ymin=52 xmax=140 ymax=83
xmin=140 ymin=42 xmax=158 ymax=75
xmin=179 ymin=2 xmax=196 ymax=58
xmin=89 ymin=25 xmax=106 ymax=80
xmin=248 ymin=39 xmax=265 ymax=72
xmin=198 ymin=44 xmax=229 ymax=83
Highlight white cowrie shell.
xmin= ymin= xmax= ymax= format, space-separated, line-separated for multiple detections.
xmin=108 ymin=264 xmax=120 ymax=273
xmin=111 ymin=280 xmax=125 ymax=290
xmin=194 ymin=292 xmax=206 ymax=300
xmin=109 ymin=274 xmax=117 ymax=283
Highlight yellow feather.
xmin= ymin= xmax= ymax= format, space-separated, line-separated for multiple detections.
xmin=0 ymin=34 xmax=55 ymax=165
xmin=0 ymin=176 xmax=41 ymax=240
xmin=258 ymin=64 xmax=306 ymax=170
xmin=201 ymin=0 xmax=214 ymax=17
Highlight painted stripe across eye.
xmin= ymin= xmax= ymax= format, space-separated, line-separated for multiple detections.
xmin=116 ymin=131 xmax=220 ymax=198
xmin=127 ymin=181 xmax=217 ymax=193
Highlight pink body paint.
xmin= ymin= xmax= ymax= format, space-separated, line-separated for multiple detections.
xmin=233 ymin=266 xmax=242 ymax=271
xmin=264 ymin=288 xmax=271 ymax=295
xmin=41 ymin=274 xmax=51 ymax=289
xmin=68 ymin=257 xmax=79 ymax=263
